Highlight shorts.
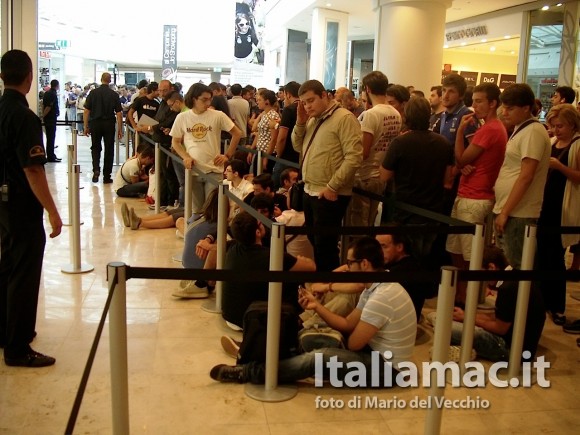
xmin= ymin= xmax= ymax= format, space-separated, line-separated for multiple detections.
xmin=446 ymin=197 xmax=493 ymax=261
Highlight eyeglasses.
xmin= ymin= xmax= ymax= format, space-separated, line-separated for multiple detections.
xmin=346 ymin=259 xmax=363 ymax=268
xmin=238 ymin=22 xmax=249 ymax=27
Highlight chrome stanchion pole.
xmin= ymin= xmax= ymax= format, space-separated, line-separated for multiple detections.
xmin=71 ymin=126 xmax=78 ymax=164
xmin=257 ymin=150 xmax=263 ymax=175
xmin=184 ymin=168 xmax=193 ymax=225
xmin=125 ymin=125 xmax=130 ymax=161
xmin=61 ymin=164 xmax=93 ymax=274
xmin=114 ymin=123 xmax=121 ymax=166
xmin=507 ymin=224 xmax=537 ymax=380
xmin=201 ymin=181 xmax=228 ymax=314
xmin=154 ymin=143 xmax=161 ymax=214
xmin=63 ymin=144 xmax=75 ymax=227
xmin=459 ymin=223 xmax=485 ymax=372
xmin=424 ymin=266 xmax=458 ymax=435
xmin=246 ymin=222 xmax=298 ymax=402
xmin=107 ymin=262 xmax=130 ymax=435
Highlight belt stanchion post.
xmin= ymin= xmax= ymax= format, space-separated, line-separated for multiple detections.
xmin=257 ymin=150 xmax=263 ymax=175
xmin=61 ymin=164 xmax=94 ymax=274
xmin=507 ymin=224 xmax=537 ymax=380
xmin=246 ymin=222 xmax=298 ymax=402
xmin=63 ymin=144 xmax=74 ymax=227
xmin=71 ymin=126 xmax=78 ymax=164
xmin=424 ymin=266 xmax=458 ymax=435
xmin=115 ymin=123 xmax=120 ymax=166
xmin=124 ymin=125 xmax=130 ymax=160
xmin=107 ymin=263 xmax=130 ymax=435
xmin=184 ymin=168 xmax=193 ymax=225
xmin=154 ymin=143 xmax=161 ymax=214
xmin=201 ymin=181 xmax=228 ymax=314
xmin=459 ymin=223 xmax=485 ymax=371
xmin=134 ymin=130 xmax=140 ymax=157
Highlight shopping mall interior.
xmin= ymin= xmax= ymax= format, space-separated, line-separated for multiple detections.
xmin=1 ymin=0 xmax=580 ymax=434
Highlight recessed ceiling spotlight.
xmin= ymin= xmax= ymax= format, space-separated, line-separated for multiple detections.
xmin=481 ymin=38 xmax=487 ymax=42
xmin=490 ymin=46 xmax=496 ymax=52
xmin=461 ymin=42 xmax=466 ymax=46
xmin=326 ymin=2 xmax=332 ymax=6
xmin=443 ymin=44 xmax=449 ymax=48
xmin=511 ymin=51 xmax=515 ymax=54
xmin=556 ymin=3 xmax=563 ymax=6
xmin=504 ymin=35 xmax=511 ymax=39
xmin=542 ymin=5 xmax=549 ymax=10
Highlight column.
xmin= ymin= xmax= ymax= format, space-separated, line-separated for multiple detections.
xmin=1 ymin=0 xmax=39 ymax=109
xmin=372 ymin=0 xmax=452 ymax=93
xmin=310 ymin=7 xmax=349 ymax=90
xmin=558 ymin=1 xmax=580 ymax=87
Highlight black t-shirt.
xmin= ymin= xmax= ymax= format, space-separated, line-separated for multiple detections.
xmin=131 ymin=96 xmax=160 ymax=121
xmin=222 ymin=242 xmax=298 ymax=327
xmin=243 ymin=192 xmax=288 ymax=212
xmin=382 ymin=130 xmax=453 ymax=222
xmin=495 ymin=280 xmax=545 ymax=361
xmin=84 ymin=84 xmax=122 ymax=121
xmin=279 ymin=102 xmax=299 ymax=163
xmin=42 ymin=88 xmax=59 ymax=122
xmin=0 ymin=89 xmax=46 ymax=215
xmin=385 ymin=255 xmax=425 ymax=320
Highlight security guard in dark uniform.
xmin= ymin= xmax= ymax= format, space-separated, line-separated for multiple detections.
xmin=0 ymin=50 xmax=62 ymax=367
xmin=83 ymin=72 xmax=123 ymax=183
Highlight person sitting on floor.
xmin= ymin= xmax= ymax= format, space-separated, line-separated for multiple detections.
xmin=426 ymin=245 xmax=546 ymax=362
xmin=243 ymin=173 xmax=288 ymax=217
xmin=221 ymin=211 xmax=316 ymax=331
xmin=121 ymin=203 xmax=184 ymax=231
xmin=114 ymin=144 xmax=155 ymax=198
xmin=173 ymin=188 xmax=222 ymax=299
xmin=210 ymin=236 xmax=417 ymax=385
xmin=224 ymin=159 xmax=253 ymax=220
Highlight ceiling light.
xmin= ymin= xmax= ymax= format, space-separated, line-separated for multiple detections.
xmin=461 ymin=42 xmax=466 ymax=46
xmin=556 ymin=3 xmax=563 ymax=6
xmin=490 ymin=46 xmax=496 ymax=52
xmin=443 ymin=44 xmax=449 ymax=48
xmin=326 ymin=2 xmax=332 ymax=6
xmin=541 ymin=5 xmax=549 ymax=10
xmin=481 ymin=38 xmax=487 ymax=43
xmin=504 ymin=35 xmax=511 ymax=39
xmin=511 ymin=51 xmax=515 ymax=54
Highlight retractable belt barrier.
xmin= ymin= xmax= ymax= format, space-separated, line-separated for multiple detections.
xmin=68 ymin=138 xmax=580 ymax=434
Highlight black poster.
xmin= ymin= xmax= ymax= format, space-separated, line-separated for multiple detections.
xmin=460 ymin=71 xmax=478 ymax=86
xmin=499 ymin=74 xmax=517 ymax=89
xmin=479 ymin=73 xmax=499 ymax=85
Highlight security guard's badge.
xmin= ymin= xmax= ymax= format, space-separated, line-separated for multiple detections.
xmin=29 ymin=145 xmax=45 ymax=158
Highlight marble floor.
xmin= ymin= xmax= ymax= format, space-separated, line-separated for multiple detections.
xmin=1 ymin=128 xmax=580 ymax=434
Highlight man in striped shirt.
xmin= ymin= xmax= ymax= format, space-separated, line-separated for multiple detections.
xmin=210 ymin=237 xmax=417 ymax=386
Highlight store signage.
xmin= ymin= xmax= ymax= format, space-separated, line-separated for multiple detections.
xmin=162 ymin=25 xmax=178 ymax=81
xmin=39 ymin=42 xmax=59 ymax=50
xmin=441 ymin=69 xmax=458 ymax=82
xmin=460 ymin=71 xmax=478 ymax=85
xmin=499 ymin=74 xmax=517 ymax=88
xmin=479 ymin=73 xmax=499 ymax=85
xmin=446 ymin=25 xmax=488 ymax=42
xmin=39 ymin=51 xmax=51 ymax=59
xmin=55 ymin=40 xmax=70 ymax=48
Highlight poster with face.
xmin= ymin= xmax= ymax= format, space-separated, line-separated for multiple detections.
xmin=234 ymin=0 xmax=264 ymax=65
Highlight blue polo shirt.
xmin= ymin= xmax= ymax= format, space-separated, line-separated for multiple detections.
xmin=439 ymin=103 xmax=476 ymax=148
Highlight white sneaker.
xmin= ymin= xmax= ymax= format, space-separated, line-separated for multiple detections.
xmin=425 ymin=312 xmax=437 ymax=328
xmin=221 ymin=336 xmax=241 ymax=359
xmin=172 ymin=282 xmax=208 ymax=299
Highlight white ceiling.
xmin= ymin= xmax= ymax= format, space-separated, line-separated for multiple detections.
xmin=37 ymin=0 xmax=549 ymax=68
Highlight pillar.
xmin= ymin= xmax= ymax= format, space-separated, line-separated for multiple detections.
xmin=1 ymin=0 xmax=39 ymax=109
xmin=310 ymin=7 xmax=349 ymax=90
xmin=558 ymin=1 xmax=580 ymax=88
xmin=372 ymin=0 xmax=452 ymax=93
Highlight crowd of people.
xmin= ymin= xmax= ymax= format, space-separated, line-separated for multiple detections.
xmin=108 ymin=71 xmax=579 ymax=387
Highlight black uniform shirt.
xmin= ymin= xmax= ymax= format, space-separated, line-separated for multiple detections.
xmin=0 ymin=89 xmax=46 ymax=213
xmin=84 ymin=84 xmax=122 ymax=121
xmin=42 ymin=88 xmax=59 ymax=122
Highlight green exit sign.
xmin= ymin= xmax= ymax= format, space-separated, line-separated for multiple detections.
xmin=55 ymin=40 xmax=70 ymax=48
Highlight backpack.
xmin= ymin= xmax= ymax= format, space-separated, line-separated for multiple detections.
xmin=237 ymin=301 xmax=299 ymax=364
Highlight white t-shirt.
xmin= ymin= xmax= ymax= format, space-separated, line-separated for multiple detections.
xmin=358 ymin=104 xmax=401 ymax=180
xmin=170 ymin=109 xmax=234 ymax=174
xmin=113 ymin=157 xmax=141 ymax=192
xmin=493 ymin=120 xmax=551 ymax=218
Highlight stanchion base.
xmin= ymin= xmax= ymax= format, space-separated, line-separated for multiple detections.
xmin=245 ymin=383 xmax=298 ymax=402
xmin=61 ymin=263 xmax=94 ymax=274
xmin=201 ymin=297 xmax=221 ymax=314
xmin=62 ymin=221 xmax=84 ymax=227
xmin=570 ymin=290 xmax=580 ymax=301
xmin=493 ymin=369 xmax=539 ymax=387
xmin=172 ymin=252 xmax=182 ymax=262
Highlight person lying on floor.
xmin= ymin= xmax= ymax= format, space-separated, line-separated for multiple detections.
xmin=114 ymin=144 xmax=155 ymax=198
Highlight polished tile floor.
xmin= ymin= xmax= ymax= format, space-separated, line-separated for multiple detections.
xmin=1 ymin=128 xmax=579 ymax=434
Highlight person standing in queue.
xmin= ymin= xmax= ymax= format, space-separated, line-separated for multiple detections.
xmin=0 ymin=50 xmax=63 ymax=367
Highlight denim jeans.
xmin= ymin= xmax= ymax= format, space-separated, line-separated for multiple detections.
xmin=116 ymin=181 xmax=148 ymax=198
xmin=244 ymin=347 xmax=394 ymax=387
xmin=172 ymin=159 xmax=185 ymax=206
xmin=191 ymin=172 xmax=222 ymax=213
xmin=449 ymin=321 xmax=509 ymax=362
xmin=494 ymin=215 xmax=537 ymax=270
